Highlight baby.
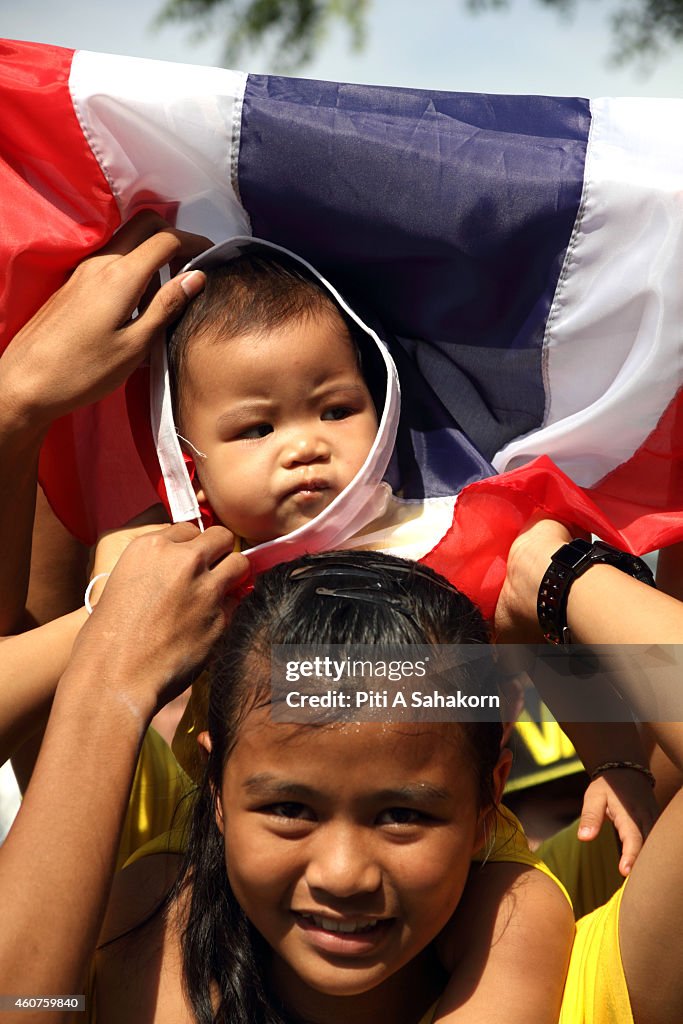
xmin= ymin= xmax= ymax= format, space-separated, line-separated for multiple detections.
xmin=166 ymin=246 xmax=382 ymax=548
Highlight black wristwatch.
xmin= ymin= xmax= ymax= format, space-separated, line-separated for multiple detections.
xmin=537 ymin=539 xmax=656 ymax=645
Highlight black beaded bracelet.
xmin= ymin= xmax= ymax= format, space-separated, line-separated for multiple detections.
xmin=589 ymin=761 xmax=656 ymax=788
xmin=537 ymin=539 xmax=655 ymax=645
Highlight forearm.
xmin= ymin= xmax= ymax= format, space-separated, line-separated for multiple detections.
xmin=0 ymin=608 xmax=87 ymax=764
xmin=0 ymin=661 xmax=155 ymax=1005
xmin=0 ymin=371 xmax=50 ymax=632
xmin=540 ymin=720 xmax=646 ymax=776
xmin=500 ymin=523 xmax=683 ymax=770
xmin=566 ymin=564 xmax=683 ymax=645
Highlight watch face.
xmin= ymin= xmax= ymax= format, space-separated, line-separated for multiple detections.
xmin=551 ymin=539 xmax=592 ymax=571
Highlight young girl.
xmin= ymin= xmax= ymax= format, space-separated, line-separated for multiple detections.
xmin=91 ymin=544 xmax=683 ymax=1024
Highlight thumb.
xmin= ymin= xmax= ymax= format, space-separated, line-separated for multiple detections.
xmin=132 ymin=269 xmax=206 ymax=340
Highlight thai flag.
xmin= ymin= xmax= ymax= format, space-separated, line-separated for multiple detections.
xmin=3 ymin=37 xmax=683 ymax=618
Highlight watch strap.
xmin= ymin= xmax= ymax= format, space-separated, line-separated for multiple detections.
xmin=537 ymin=539 xmax=656 ymax=645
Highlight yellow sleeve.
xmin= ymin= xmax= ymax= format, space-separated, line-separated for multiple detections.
xmin=117 ymin=726 xmax=195 ymax=869
xmin=560 ymin=883 xmax=632 ymax=1024
xmin=472 ymin=804 xmax=572 ymax=906
xmin=538 ymin=818 xmax=622 ymax=920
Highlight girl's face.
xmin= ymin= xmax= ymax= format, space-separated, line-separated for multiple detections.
xmin=216 ymin=712 xmax=505 ymax=1014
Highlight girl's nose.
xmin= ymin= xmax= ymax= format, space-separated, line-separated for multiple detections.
xmin=305 ymin=829 xmax=382 ymax=899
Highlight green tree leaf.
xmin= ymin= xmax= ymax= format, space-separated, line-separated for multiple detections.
xmin=154 ymin=0 xmax=368 ymax=72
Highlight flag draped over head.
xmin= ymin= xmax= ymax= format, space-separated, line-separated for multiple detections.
xmin=2 ymin=37 xmax=683 ymax=618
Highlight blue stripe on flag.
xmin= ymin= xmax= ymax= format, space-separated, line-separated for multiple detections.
xmin=238 ymin=77 xmax=590 ymax=493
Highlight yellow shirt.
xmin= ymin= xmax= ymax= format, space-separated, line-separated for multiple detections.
xmin=117 ymin=725 xmax=194 ymax=870
xmin=538 ymin=818 xmax=622 ymax=920
xmin=559 ymin=884 xmax=632 ymax=1024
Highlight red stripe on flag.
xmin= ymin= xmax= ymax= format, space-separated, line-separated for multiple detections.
xmin=0 ymin=40 xmax=161 ymax=541
xmin=422 ymin=454 xmax=683 ymax=622
xmin=586 ymin=387 xmax=683 ymax=551
xmin=0 ymin=40 xmax=120 ymax=348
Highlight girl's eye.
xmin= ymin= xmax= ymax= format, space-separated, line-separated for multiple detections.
xmin=322 ymin=406 xmax=354 ymax=421
xmin=265 ymin=802 xmax=315 ymax=821
xmin=377 ymin=807 xmax=425 ymax=827
xmin=238 ymin=423 xmax=273 ymax=439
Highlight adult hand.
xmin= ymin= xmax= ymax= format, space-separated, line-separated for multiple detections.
xmin=494 ymin=518 xmax=573 ymax=642
xmin=0 ymin=211 xmax=210 ymax=430
xmin=71 ymin=522 xmax=249 ymax=717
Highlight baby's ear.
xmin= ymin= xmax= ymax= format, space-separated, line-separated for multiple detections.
xmin=180 ymin=451 xmax=215 ymax=528
xmin=188 ymin=461 xmax=208 ymax=506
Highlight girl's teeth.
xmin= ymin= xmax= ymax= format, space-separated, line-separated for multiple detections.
xmin=310 ymin=915 xmax=376 ymax=933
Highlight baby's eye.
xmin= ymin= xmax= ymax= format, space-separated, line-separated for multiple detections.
xmin=376 ymin=807 xmax=425 ymax=827
xmin=265 ymin=802 xmax=315 ymax=821
xmin=238 ymin=423 xmax=273 ymax=439
xmin=321 ymin=406 xmax=354 ymax=421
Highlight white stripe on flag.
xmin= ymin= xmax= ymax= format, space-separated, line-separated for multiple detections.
xmin=69 ymin=50 xmax=251 ymax=240
xmin=494 ymin=96 xmax=683 ymax=487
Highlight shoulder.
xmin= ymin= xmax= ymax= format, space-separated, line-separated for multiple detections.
xmin=95 ymin=854 xmax=192 ymax=1024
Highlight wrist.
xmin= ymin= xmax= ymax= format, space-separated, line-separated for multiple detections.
xmin=0 ymin=361 xmax=54 ymax=443
xmin=59 ymin=647 xmax=159 ymax=727
xmin=537 ymin=540 xmax=655 ymax=645
xmin=505 ymin=534 xmax=562 ymax=625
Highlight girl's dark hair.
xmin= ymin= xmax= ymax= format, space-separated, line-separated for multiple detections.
xmin=178 ymin=550 xmax=503 ymax=1024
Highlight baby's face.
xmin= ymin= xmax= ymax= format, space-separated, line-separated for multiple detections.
xmin=180 ymin=313 xmax=378 ymax=546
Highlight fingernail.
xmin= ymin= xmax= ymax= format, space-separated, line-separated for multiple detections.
xmin=179 ymin=270 xmax=205 ymax=298
xmin=578 ymin=826 xmax=593 ymax=839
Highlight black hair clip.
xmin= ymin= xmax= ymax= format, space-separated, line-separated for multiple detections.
xmin=287 ymin=557 xmax=457 ymax=628
xmin=288 ymin=557 xmax=459 ymax=596
xmin=313 ymin=585 xmax=413 ymax=615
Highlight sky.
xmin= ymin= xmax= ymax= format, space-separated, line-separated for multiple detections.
xmin=2 ymin=0 xmax=682 ymax=98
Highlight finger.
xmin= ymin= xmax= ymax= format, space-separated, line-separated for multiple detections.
xmin=577 ymin=792 xmax=607 ymax=841
xmin=126 ymin=270 xmax=206 ymax=342
xmin=138 ymin=268 xmax=161 ymax=316
xmin=128 ymin=226 xmax=212 ymax=270
xmin=99 ymin=211 xmax=177 ymax=256
xmin=212 ymin=552 xmax=251 ymax=593
xmin=616 ymin=820 xmax=644 ymax=877
xmin=163 ymin=523 xmax=237 ymax=567
xmin=162 ymin=521 xmax=204 ymax=543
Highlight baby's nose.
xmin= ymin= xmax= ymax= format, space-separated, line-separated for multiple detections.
xmin=283 ymin=435 xmax=330 ymax=466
